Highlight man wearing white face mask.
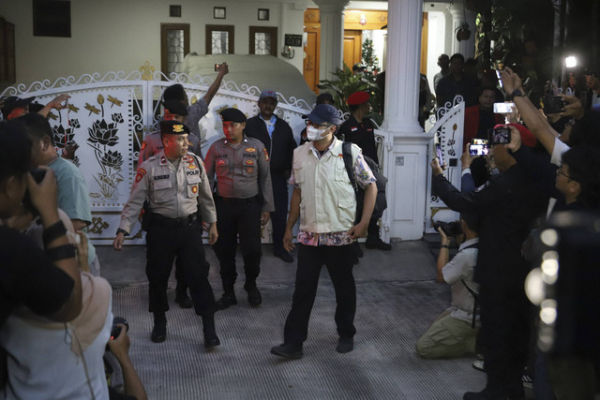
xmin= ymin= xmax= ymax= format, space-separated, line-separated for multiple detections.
xmin=270 ymin=104 xmax=377 ymax=359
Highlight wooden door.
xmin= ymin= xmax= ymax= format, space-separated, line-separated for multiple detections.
xmin=343 ymin=30 xmax=362 ymax=71
xmin=303 ymin=25 xmax=320 ymax=92
xmin=420 ymin=13 xmax=428 ymax=75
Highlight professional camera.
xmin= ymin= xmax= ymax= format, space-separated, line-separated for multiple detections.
xmin=110 ymin=316 xmax=129 ymax=341
xmin=22 ymin=168 xmax=47 ymax=215
xmin=433 ymin=221 xmax=462 ymax=236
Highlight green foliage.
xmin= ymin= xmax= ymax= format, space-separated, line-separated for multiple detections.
xmin=317 ymin=39 xmax=383 ymax=124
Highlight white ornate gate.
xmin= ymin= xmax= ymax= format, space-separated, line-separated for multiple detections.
xmin=424 ymin=95 xmax=465 ymax=233
xmin=1 ymin=66 xmax=312 ymax=245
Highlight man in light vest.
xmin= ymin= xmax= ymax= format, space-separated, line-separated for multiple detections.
xmin=270 ymin=104 xmax=377 ymax=359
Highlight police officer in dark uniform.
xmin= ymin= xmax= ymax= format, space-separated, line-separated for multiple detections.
xmin=338 ymin=91 xmax=391 ymax=251
xmin=205 ymin=108 xmax=274 ymax=310
xmin=114 ymin=121 xmax=221 ymax=348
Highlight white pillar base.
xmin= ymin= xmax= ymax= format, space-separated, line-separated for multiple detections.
xmin=378 ymin=131 xmax=434 ymax=241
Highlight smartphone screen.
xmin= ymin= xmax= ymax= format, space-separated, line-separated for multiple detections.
xmin=493 ymin=102 xmax=515 ymax=114
xmin=435 ymin=144 xmax=445 ymax=168
xmin=469 ymin=138 xmax=489 ymax=156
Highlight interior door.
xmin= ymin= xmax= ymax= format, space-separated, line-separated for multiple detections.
xmin=303 ymin=26 xmax=320 ymax=92
xmin=343 ymin=29 xmax=362 ymax=71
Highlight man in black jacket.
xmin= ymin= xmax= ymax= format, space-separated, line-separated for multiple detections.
xmin=245 ymin=90 xmax=297 ymax=262
xmin=431 ymin=141 xmax=546 ymax=400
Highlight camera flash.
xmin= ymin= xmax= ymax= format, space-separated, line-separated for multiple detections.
xmin=565 ymin=55 xmax=577 ymax=69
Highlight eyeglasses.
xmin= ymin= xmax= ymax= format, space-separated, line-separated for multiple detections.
xmin=556 ymin=167 xmax=572 ymax=180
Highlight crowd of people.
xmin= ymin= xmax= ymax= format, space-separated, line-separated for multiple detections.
xmin=421 ymin=51 xmax=600 ymax=400
xmin=1 ymin=52 xmax=599 ymax=399
xmin=0 ymin=60 xmax=391 ymax=398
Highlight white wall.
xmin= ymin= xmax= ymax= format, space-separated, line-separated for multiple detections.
xmin=0 ymin=0 xmax=306 ymax=86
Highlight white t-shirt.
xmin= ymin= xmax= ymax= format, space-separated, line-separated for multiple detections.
xmin=442 ymin=238 xmax=479 ymax=323
xmin=0 ymin=293 xmax=112 ymax=399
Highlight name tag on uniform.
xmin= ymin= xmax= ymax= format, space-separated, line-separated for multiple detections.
xmin=186 ymin=169 xmax=199 ymax=176
xmin=154 ymin=174 xmax=169 ymax=180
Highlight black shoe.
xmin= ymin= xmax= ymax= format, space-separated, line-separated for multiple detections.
xmin=336 ymin=337 xmax=354 ymax=353
xmin=274 ymin=249 xmax=294 ymax=263
xmin=245 ymin=285 xmax=262 ymax=307
xmin=151 ymin=321 xmax=166 ymax=343
xmin=365 ymin=238 xmax=392 ymax=251
xmin=175 ymin=292 xmax=193 ymax=309
xmin=270 ymin=343 xmax=303 ymax=359
xmin=215 ymin=292 xmax=237 ymax=310
xmin=202 ymin=314 xmax=221 ymax=349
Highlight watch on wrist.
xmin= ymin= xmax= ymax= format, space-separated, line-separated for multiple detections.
xmin=509 ymin=88 xmax=524 ymax=100
xmin=116 ymin=228 xmax=129 ymax=236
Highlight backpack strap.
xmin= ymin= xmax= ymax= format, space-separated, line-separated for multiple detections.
xmin=342 ymin=141 xmax=358 ymax=193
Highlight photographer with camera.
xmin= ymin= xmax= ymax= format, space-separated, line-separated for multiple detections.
xmin=431 ymin=128 xmax=547 ymax=399
xmin=106 ymin=324 xmax=148 ymax=400
xmin=416 ymin=215 xmax=479 ymax=359
xmin=0 ymin=120 xmax=82 ymax=326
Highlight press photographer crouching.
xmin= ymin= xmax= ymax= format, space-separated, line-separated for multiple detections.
xmin=416 ymin=214 xmax=479 ymax=359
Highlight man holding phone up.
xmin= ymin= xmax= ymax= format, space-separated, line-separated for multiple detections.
xmin=431 ymin=130 xmax=547 ymax=399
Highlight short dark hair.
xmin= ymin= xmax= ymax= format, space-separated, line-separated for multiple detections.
xmin=570 ymin=111 xmax=600 ymax=148
xmin=561 ymin=146 xmax=600 ymax=208
xmin=316 ymin=93 xmax=334 ymax=105
xmin=460 ymin=212 xmax=479 ymax=233
xmin=18 ymin=112 xmax=54 ymax=146
xmin=0 ymin=120 xmax=32 ymax=183
xmin=450 ymin=53 xmax=465 ymax=63
xmin=470 ymin=156 xmax=490 ymax=188
xmin=163 ymin=84 xmax=187 ymax=102
xmin=478 ymin=86 xmax=496 ymax=98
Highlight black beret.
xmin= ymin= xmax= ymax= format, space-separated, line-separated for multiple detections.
xmin=220 ymin=108 xmax=246 ymax=123
xmin=160 ymin=120 xmax=189 ymax=135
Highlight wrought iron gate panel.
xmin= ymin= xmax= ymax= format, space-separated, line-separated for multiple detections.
xmin=424 ymin=96 xmax=465 ymax=233
xmin=1 ymin=70 xmax=311 ymax=245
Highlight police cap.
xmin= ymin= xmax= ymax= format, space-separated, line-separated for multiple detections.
xmin=220 ymin=108 xmax=246 ymax=123
xmin=160 ymin=120 xmax=189 ymax=136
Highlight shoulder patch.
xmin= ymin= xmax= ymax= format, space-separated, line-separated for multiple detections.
xmin=263 ymin=148 xmax=270 ymax=161
xmin=135 ymin=168 xmax=146 ymax=183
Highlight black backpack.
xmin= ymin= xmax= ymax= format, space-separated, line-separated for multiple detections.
xmin=341 ymin=141 xmax=387 ymax=223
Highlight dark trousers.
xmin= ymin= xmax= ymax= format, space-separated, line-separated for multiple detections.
xmin=174 ymin=257 xmax=187 ymax=295
xmin=270 ymin=172 xmax=289 ymax=252
xmin=478 ymin=282 xmax=530 ymax=395
xmin=146 ymin=219 xmax=216 ymax=316
xmin=213 ymin=196 xmax=262 ymax=290
xmin=283 ymin=244 xmax=357 ymax=345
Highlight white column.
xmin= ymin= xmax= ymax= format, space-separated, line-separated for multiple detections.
xmin=313 ymin=0 xmax=348 ymax=80
xmin=449 ymin=0 xmax=475 ymax=58
xmin=377 ymin=0 xmax=433 ymax=241
xmin=279 ymin=1 xmax=309 ymax=73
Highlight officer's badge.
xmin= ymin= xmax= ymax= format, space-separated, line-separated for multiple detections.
xmin=135 ymin=168 xmax=146 ymax=183
xmin=245 ymin=147 xmax=256 ymax=153
xmin=245 ymin=159 xmax=255 ymax=166
xmin=188 ymin=162 xmax=197 ymax=170
xmin=173 ymin=124 xmax=185 ymax=133
xmin=263 ymin=148 xmax=270 ymax=161
xmin=192 ymin=185 xmax=198 ymax=194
